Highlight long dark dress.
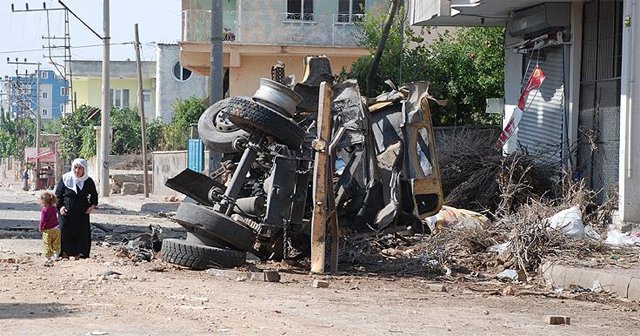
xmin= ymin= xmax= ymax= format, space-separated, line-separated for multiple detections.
xmin=55 ymin=177 xmax=98 ymax=258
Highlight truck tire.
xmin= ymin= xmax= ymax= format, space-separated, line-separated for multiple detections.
xmin=226 ymin=96 xmax=305 ymax=150
xmin=161 ymin=238 xmax=245 ymax=269
xmin=173 ymin=202 xmax=256 ymax=252
xmin=185 ymin=231 xmax=227 ymax=248
xmin=198 ymin=99 xmax=249 ymax=153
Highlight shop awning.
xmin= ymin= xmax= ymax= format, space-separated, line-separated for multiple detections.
xmin=25 ymin=147 xmax=56 ymax=163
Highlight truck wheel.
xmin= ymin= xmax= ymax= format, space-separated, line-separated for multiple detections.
xmin=161 ymin=238 xmax=245 ymax=269
xmin=198 ymin=99 xmax=249 ymax=153
xmin=226 ymin=96 xmax=305 ymax=150
xmin=185 ymin=231 xmax=227 ymax=248
xmin=173 ymin=202 xmax=256 ymax=252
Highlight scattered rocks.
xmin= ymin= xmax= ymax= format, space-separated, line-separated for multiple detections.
xmin=312 ymin=280 xmax=330 ymax=288
xmin=545 ymin=315 xmax=571 ymax=325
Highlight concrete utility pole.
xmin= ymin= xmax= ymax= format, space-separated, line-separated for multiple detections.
xmin=210 ymin=0 xmax=223 ymax=104
xmin=99 ymin=0 xmax=111 ymax=197
xmin=208 ymin=0 xmax=224 ymax=176
xmin=134 ymin=23 xmax=149 ymax=198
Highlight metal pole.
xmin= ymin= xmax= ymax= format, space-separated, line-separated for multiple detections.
xmin=210 ymin=0 xmax=223 ymax=103
xmin=99 ymin=0 xmax=111 ymax=197
xmin=35 ymin=63 xmax=41 ymax=184
xmin=208 ymin=0 xmax=224 ymax=176
xmin=134 ymin=23 xmax=149 ymax=198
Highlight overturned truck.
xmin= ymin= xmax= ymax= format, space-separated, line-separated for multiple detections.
xmin=161 ymin=58 xmax=443 ymax=271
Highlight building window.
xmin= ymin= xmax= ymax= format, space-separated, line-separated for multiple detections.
xmin=173 ymin=62 xmax=192 ymax=81
xmin=42 ymin=109 xmax=48 ymax=116
xmin=42 ymin=91 xmax=48 ymax=99
xmin=40 ymin=71 xmax=48 ymax=79
xmin=110 ymin=89 xmax=130 ymax=109
xmin=60 ymin=103 xmax=65 ymax=114
xmin=143 ymin=89 xmax=151 ymax=103
xmin=337 ymin=0 xmax=364 ymax=23
xmin=60 ymin=87 xmax=68 ymax=96
xmin=287 ymin=0 xmax=314 ymax=21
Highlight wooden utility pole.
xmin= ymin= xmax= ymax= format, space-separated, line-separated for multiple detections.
xmin=366 ymin=0 xmax=401 ymax=97
xmin=134 ymin=23 xmax=149 ymax=197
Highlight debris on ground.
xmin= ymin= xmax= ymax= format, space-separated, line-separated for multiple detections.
xmin=114 ymin=224 xmax=163 ymax=262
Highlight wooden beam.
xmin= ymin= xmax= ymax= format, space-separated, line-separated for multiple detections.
xmin=310 ymin=82 xmax=333 ymax=274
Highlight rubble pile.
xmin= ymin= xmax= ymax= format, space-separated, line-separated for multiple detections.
xmin=339 ymin=147 xmax=626 ymax=284
xmin=437 ymin=129 xmax=558 ymax=213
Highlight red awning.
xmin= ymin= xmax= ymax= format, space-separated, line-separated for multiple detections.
xmin=25 ymin=147 xmax=56 ymax=163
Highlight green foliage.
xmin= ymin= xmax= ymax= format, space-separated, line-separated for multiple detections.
xmin=145 ymin=118 xmax=164 ymax=152
xmin=55 ymin=97 xmax=205 ymax=159
xmin=159 ymin=97 xmax=206 ymax=151
xmin=58 ymin=105 xmax=98 ymax=162
xmin=111 ymin=107 xmax=142 ymax=154
xmin=349 ymin=6 xmax=505 ymax=126
xmin=0 ymin=113 xmax=34 ymax=158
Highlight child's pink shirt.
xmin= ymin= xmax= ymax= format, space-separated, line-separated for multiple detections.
xmin=40 ymin=205 xmax=58 ymax=231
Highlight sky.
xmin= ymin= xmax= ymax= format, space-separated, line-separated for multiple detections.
xmin=0 ymin=0 xmax=181 ymax=77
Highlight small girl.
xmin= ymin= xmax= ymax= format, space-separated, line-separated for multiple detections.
xmin=39 ymin=191 xmax=61 ymax=266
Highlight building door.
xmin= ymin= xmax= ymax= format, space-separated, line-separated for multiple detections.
xmin=577 ymin=0 xmax=623 ymax=202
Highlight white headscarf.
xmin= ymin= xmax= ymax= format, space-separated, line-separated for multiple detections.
xmin=63 ymin=158 xmax=89 ymax=193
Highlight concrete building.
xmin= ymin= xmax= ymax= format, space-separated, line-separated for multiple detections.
xmin=156 ymin=43 xmax=208 ymax=122
xmin=408 ymin=0 xmax=640 ymax=225
xmin=69 ymin=46 xmax=209 ymax=122
xmin=179 ymin=0 xmax=387 ymax=97
xmin=69 ymin=60 xmax=156 ymax=119
xmin=1 ymin=70 xmax=68 ymax=121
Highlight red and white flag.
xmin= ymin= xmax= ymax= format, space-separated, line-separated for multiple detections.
xmin=496 ymin=66 xmax=546 ymax=149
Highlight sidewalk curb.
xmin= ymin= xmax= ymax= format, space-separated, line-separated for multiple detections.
xmin=100 ymin=196 xmax=180 ymax=213
xmin=541 ymin=261 xmax=640 ymax=301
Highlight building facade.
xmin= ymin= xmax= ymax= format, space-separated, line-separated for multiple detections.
xmin=179 ymin=0 xmax=386 ymax=97
xmin=0 ymin=70 xmax=68 ymax=121
xmin=156 ymin=43 xmax=208 ymax=122
xmin=409 ymin=0 xmax=640 ymax=225
xmin=69 ymin=60 xmax=157 ymax=120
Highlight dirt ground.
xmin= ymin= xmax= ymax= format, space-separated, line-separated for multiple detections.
xmin=1 ymin=184 xmax=639 ymax=335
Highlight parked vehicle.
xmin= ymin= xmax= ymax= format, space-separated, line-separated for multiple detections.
xmin=162 ymin=58 xmax=443 ymax=270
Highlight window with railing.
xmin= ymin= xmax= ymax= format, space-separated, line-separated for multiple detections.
xmin=337 ymin=0 xmax=364 ymax=23
xmin=286 ymin=0 xmax=314 ymax=21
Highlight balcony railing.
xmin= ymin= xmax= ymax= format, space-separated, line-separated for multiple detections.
xmin=182 ymin=9 xmax=365 ymax=46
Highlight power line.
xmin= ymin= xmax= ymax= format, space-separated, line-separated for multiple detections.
xmin=0 ymin=42 xmax=145 ymax=55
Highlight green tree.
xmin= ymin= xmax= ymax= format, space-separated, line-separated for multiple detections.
xmin=0 ymin=113 xmax=35 ymax=158
xmin=159 ymin=97 xmax=206 ymax=150
xmin=111 ymin=107 xmax=142 ymax=154
xmin=58 ymin=105 xmax=98 ymax=161
xmin=350 ymin=6 xmax=504 ymax=126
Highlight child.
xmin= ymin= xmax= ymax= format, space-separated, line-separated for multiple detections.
xmin=39 ymin=191 xmax=61 ymax=266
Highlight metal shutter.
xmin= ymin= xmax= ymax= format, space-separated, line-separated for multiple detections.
xmin=518 ymin=46 xmax=566 ymax=164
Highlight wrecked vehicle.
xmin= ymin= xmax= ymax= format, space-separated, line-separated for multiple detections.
xmin=161 ymin=57 xmax=443 ymax=271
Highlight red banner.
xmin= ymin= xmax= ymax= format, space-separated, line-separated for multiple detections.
xmin=496 ymin=66 xmax=546 ymax=149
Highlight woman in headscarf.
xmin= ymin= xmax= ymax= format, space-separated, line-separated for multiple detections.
xmin=55 ymin=158 xmax=98 ymax=259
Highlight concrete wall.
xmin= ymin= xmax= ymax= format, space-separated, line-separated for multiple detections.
xmin=70 ymin=60 xmax=155 ymax=78
xmin=228 ymin=54 xmax=358 ymax=97
xmin=156 ymin=44 xmax=208 ymax=122
xmin=182 ymin=0 xmax=385 ymax=46
xmin=153 ymin=150 xmax=188 ymax=196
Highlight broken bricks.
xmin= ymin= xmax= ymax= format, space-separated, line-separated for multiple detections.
xmin=545 ymin=315 xmax=571 ymax=325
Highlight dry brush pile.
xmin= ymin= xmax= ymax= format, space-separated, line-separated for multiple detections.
xmin=340 ymin=129 xmax=618 ymax=280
